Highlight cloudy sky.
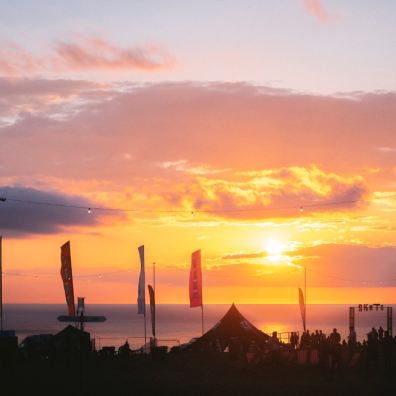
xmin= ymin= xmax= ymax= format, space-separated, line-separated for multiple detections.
xmin=0 ymin=0 xmax=395 ymax=304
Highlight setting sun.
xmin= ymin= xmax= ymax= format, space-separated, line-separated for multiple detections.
xmin=264 ymin=239 xmax=286 ymax=261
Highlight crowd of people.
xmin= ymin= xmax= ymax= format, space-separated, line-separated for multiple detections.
xmin=285 ymin=326 xmax=395 ymax=375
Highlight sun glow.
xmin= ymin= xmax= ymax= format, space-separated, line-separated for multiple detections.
xmin=264 ymin=239 xmax=285 ymax=262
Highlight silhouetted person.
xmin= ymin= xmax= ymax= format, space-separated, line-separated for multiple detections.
xmin=329 ymin=328 xmax=342 ymax=379
xmin=270 ymin=331 xmax=281 ymax=365
xmin=366 ymin=329 xmax=379 ymax=373
xmin=371 ymin=327 xmax=379 ymax=342
xmin=318 ymin=331 xmax=329 ymax=378
xmin=312 ymin=330 xmax=320 ymax=347
xmin=382 ymin=331 xmax=393 ymax=374
xmin=301 ymin=330 xmax=311 ymax=349
xmin=290 ymin=332 xmax=298 ymax=350
xmin=378 ymin=326 xmax=384 ymax=341
xmin=118 ymin=340 xmax=131 ymax=356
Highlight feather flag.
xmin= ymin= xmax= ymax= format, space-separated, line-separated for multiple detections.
xmin=60 ymin=241 xmax=76 ymax=316
xmin=189 ymin=249 xmax=202 ymax=308
xmin=148 ymin=284 xmax=155 ymax=338
xmin=298 ymin=287 xmax=306 ymax=332
xmin=137 ymin=245 xmax=145 ymax=314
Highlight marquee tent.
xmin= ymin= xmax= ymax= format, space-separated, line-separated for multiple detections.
xmin=192 ymin=304 xmax=274 ymax=352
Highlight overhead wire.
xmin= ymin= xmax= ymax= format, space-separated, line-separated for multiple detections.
xmin=0 ymin=196 xmax=360 ymax=215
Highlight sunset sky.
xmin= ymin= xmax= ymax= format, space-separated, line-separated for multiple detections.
xmin=0 ymin=0 xmax=395 ymax=304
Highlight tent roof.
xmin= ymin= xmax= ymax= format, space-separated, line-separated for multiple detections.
xmin=53 ymin=325 xmax=90 ymax=340
xmin=193 ymin=304 xmax=271 ymax=349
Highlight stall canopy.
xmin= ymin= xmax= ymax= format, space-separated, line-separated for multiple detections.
xmin=192 ymin=304 xmax=273 ymax=351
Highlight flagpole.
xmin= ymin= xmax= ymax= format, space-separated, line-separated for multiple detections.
xmin=0 ymin=236 xmax=3 ymax=332
xmin=304 ymin=266 xmax=307 ymax=330
xmin=144 ymin=300 xmax=147 ymax=353
xmin=144 ymin=253 xmax=147 ymax=353
xmin=153 ymin=262 xmax=156 ymax=294
xmin=201 ymin=305 xmax=204 ymax=335
xmin=153 ymin=261 xmax=156 ymax=345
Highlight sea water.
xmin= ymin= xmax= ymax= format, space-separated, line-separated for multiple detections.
xmin=2 ymin=304 xmax=393 ymax=349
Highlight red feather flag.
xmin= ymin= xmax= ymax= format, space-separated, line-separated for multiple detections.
xmin=189 ymin=250 xmax=202 ymax=308
xmin=60 ymin=241 xmax=76 ymax=316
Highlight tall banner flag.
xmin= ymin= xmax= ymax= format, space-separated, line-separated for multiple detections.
xmin=60 ymin=241 xmax=76 ymax=316
xmin=77 ymin=297 xmax=85 ymax=316
xmin=298 ymin=287 xmax=306 ymax=332
xmin=148 ymin=285 xmax=155 ymax=338
xmin=137 ymin=245 xmax=145 ymax=314
xmin=189 ymin=250 xmax=202 ymax=308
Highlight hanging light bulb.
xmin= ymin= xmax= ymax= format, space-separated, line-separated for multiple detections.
xmin=299 ymin=206 xmax=304 ymax=214
xmin=191 ymin=210 xmax=195 ymax=217
xmin=88 ymin=207 xmax=91 ymax=214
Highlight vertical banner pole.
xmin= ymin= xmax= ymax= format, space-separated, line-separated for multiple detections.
xmin=201 ymin=305 xmax=204 ymax=335
xmin=304 ymin=266 xmax=307 ymax=331
xmin=0 ymin=236 xmax=3 ymax=332
xmin=153 ymin=262 xmax=156 ymax=294
xmin=144 ymin=304 xmax=147 ymax=352
xmin=153 ymin=262 xmax=156 ymax=345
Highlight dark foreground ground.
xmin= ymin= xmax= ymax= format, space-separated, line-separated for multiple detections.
xmin=0 ymin=352 xmax=395 ymax=396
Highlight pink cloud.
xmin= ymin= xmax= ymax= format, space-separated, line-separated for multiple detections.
xmin=303 ymin=0 xmax=337 ymax=23
xmin=0 ymin=41 xmax=42 ymax=76
xmin=0 ymin=81 xmax=395 ymax=220
xmin=0 ymin=37 xmax=173 ymax=77
xmin=0 ymin=77 xmax=106 ymax=119
xmin=53 ymin=37 xmax=174 ymax=71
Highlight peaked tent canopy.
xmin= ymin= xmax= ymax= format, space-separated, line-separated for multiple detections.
xmin=192 ymin=304 xmax=273 ymax=351
xmin=52 ymin=325 xmax=91 ymax=355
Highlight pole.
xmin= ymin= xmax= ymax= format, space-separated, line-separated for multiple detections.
xmin=201 ymin=251 xmax=204 ymax=336
xmin=153 ymin=261 xmax=156 ymax=345
xmin=144 ymin=303 xmax=147 ymax=353
xmin=144 ymin=262 xmax=147 ymax=353
xmin=304 ymin=266 xmax=307 ymax=331
xmin=153 ymin=262 xmax=156 ymax=294
xmin=201 ymin=305 xmax=204 ymax=335
xmin=0 ymin=235 xmax=3 ymax=332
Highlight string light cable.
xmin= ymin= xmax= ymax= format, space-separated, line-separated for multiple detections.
xmin=0 ymin=196 xmax=361 ymax=215
xmin=1 ymin=265 xmax=395 ymax=286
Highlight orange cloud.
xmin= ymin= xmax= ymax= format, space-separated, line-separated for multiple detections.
xmin=158 ymin=165 xmax=367 ymax=219
xmin=0 ymin=37 xmax=173 ymax=77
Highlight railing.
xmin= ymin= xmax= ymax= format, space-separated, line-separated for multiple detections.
xmin=277 ymin=331 xmax=299 ymax=344
xmin=94 ymin=336 xmax=180 ymax=351
xmin=157 ymin=339 xmax=180 ymax=348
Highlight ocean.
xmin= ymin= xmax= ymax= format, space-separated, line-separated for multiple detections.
xmin=2 ymin=304 xmax=393 ymax=349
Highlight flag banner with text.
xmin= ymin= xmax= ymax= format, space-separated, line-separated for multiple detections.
xmin=189 ymin=249 xmax=202 ymax=308
xmin=77 ymin=297 xmax=85 ymax=315
xmin=137 ymin=245 xmax=145 ymax=314
xmin=60 ymin=241 xmax=76 ymax=316
xmin=298 ymin=287 xmax=306 ymax=331
xmin=148 ymin=284 xmax=155 ymax=337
